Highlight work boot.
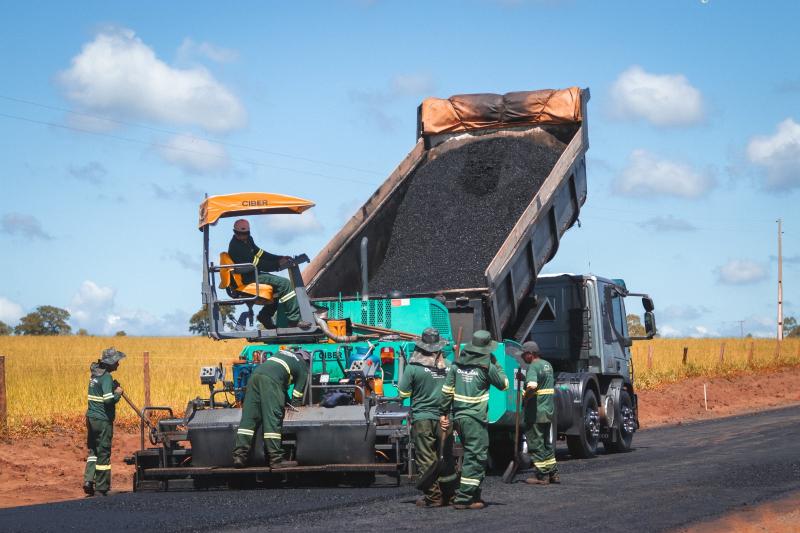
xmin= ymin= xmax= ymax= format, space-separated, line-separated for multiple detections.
xmin=270 ymin=459 xmax=298 ymax=470
xmin=415 ymin=497 xmax=444 ymax=508
xmin=256 ymin=308 xmax=276 ymax=329
xmin=549 ymin=472 xmax=561 ymax=484
xmin=453 ymin=501 xmax=486 ymax=510
xmin=232 ymin=456 xmax=247 ymax=469
xmin=83 ymin=481 xmax=95 ymax=496
xmin=525 ymin=474 xmax=549 ymax=485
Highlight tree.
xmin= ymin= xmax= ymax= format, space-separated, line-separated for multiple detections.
xmin=0 ymin=320 xmax=12 ymax=336
xmin=784 ymin=316 xmax=798 ymax=338
xmin=189 ymin=304 xmax=236 ymax=335
xmin=115 ymin=330 xmax=127 ymax=337
xmin=14 ymin=306 xmax=72 ymax=336
xmin=626 ymin=314 xmax=645 ymax=337
xmin=76 ymin=328 xmax=89 ymax=336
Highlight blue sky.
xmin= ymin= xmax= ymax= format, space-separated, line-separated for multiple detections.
xmin=0 ymin=0 xmax=798 ymax=337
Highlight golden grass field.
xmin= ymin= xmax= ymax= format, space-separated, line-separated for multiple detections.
xmin=0 ymin=336 xmax=798 ymax=435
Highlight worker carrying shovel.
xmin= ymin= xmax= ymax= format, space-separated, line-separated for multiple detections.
xmin=83 ymin=347 xmax=125 ymax=496
xmin=440 ymin=330 xmax=508 ymax=510
xmin=398 ymin=327 xmax=456 ymax=507
xmin=232 ymin=349 xmax=310 ymax=469
xmin=520 ymin=341 xmax=560 ymax=485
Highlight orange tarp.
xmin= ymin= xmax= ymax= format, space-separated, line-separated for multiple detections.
xmin=198 ymin=192 xmax=314 ymax=229
xmin=420 ymin=87 xmax=582 ymax=136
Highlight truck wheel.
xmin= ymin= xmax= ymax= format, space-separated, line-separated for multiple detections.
xmin=566 ymin=390 xmax=600 ymax=458
xmin=603 ymin=390 xmax=635 ymax=453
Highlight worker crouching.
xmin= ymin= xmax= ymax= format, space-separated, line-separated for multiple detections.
xmin=84 ymin=347 xmax=126 ymax=496
xmin=440 ymin=330 xmax=508 ymax=510
xmin=521 ymin=341 xmax=560 ymax=485
xmin=398 ymin=328 xmax=456 ymax=507
xmin=232 ymin=349 xmax=309 ymax=469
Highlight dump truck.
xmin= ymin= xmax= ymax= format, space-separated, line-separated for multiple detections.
xmin=127 ymin=86 xmax=656 ymax=490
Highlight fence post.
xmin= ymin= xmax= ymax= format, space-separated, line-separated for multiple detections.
xmin=718 ymin=342 xmax=725 ymax=365
xmin=647 ymin=345 xmax=654 ymax=370
xmin=748 ymin=342 xmax=754 ymax=367
xmin=143 ymin=351 xmax=151 ymax=408
xmin=774 ymin=341 xmax=781 ymax=360
xmin=0 ymin=356 xmax=6 ymax=438
xmin=682 ymin=347 xmax=688 ymax=366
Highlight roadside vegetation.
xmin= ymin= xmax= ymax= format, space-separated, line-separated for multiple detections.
xmin=1 ymin=336 xmax=798 ymax=436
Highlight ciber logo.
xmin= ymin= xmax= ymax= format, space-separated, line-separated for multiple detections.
xmin=242 ymin=200 xmax=269 ymax=207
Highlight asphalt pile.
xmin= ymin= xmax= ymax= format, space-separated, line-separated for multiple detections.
xmin=369 ymin=134 xmax=565 ymax=294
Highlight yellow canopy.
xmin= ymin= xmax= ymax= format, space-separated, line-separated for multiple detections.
xmin=198 ymin=192 xmax=315 ymax=229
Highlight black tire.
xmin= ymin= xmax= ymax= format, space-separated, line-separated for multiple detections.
xmin=603 ymin=390 xmax=635 ymax=453
xmin=566 ymin=390 xmax=600 ymax=458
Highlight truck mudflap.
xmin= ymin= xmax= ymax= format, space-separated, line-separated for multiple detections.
xmin=554 ymin=372 xmax=599 ymax=436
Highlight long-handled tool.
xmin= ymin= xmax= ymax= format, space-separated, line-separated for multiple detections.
xmin=120 ymin=389 xmax=160 ymax=445
xmin=415 ymin=327 xmax=462 ymax=491
xmin=502 ymin=372 xmax=524 ymax=484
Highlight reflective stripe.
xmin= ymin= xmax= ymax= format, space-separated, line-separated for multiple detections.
xmin=86 ymin=456 xmax=97 ymax=462
xmin=263 ymin=432 xmax=282 ymax=440
xmin=278 ymin=290 xmax=296 ymax=303
xmin=453 ymin=393 xmax=490 ymax=404
xmin=95 ymin=464 xmax=111 ymax=471
xmin=267 ymin=357 xmax=293 ymax=382
xmin=87 ymin=395 xmax=104 ymax=402
xmin=253 ymin=249 xmax=264 ymax=266
xmin=440 ymin=385 xmax=455 ymax=394
xmin=398 ymin=390 xmax=411 ymax=398
xmin=460 ymin=476 xmax=481 ymax=487
xmin=237 ymin=428 xmax=255 ymax=436
xmin=534 ymin=457 xmax=557 ymax=468
xmin=102 ymin=393 xmax=114 ymax=399
xmin=292 ymin=389 xmax=304 ymax=398
xmin=536 ymin=388 xmax=555 ymax=395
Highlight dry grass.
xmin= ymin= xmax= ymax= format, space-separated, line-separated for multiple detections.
xmin=0 ymin=336 xmax=797 ymax=435
xmin=0 ymin=336 xmax=246 ymax=435
xmin=631 ymin=337 xmax=800 ymax=389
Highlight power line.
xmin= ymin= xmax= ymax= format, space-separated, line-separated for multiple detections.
xmin=0 ymin=94 xmax=383 ymax=176
xmin=0 ymin=112 xmax=379 ymax=186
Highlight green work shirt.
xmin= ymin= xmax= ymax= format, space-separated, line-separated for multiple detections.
xmin=526 ymin=358 xmax=555 ymax=423
xmin=397 ymin=358 xmax=451 ymax=423
xmin=86 ymin=364 xmax=121 ymax=422
xmin=440 ymin=349 xmax=508 ymax=422
xmin=255 ymin=351 xmax=310 ymax=402
xmin=228 ymin=235 xmax=282 ymax=284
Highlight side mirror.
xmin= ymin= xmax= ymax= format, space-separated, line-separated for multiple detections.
xmin=644 ymin=311 xmax=656 ymax=338
xmin=642 ymin=297 xmax=654 ymax=312
xmin=622 ymin=336 xmax=633 ymax=348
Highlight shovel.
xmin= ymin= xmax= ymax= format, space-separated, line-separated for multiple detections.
xmin=502 ymin=373 xmax=524 ymax=484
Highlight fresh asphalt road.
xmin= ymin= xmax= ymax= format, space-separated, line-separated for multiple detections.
xmin=3 ymin=405 xmax=799 ymax=532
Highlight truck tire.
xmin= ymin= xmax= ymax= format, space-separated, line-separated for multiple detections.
xmin=566 ymin=390 xmax=600 ymax=458
xmin=603 ymin=390 xmax=635 ymax=453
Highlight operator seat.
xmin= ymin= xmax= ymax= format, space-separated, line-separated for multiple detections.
xmin=218 ymin=252 xmax=274 ymax=304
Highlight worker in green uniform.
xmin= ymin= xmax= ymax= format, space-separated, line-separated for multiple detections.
xmin=83 ymin=347 xmax=125 ymax=496
xmin=521 ymin=340 xmax=560 ymax=485
xmin=398 ymin=327 xmax=456 ymax=507
xmin=440 ymin=330 xmax=508 ymax=510
xmin=228 ymin=219 xmax=303 ymax=328
xmin=232 ymin=349 xmax=310 ymax=468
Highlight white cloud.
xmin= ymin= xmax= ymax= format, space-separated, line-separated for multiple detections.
xmin=69 ymin=280 xmax=115 ymax=328
xmin=715 ymin=259 xmax=769 ymax=285
xmin=661 ymin=305 xmax=710 ymax=321
xmin=58 ymin=27 xmax=246 ymax=133
xmin=614 ymin=149 xmax=715 ymax=198
xmin=1 ymin=213 xmax=53 ymax=240
xmin=68 ymin=161 xmax=107 ymax=185
xmin=261 ymin=212 xmax=324 ymax=244
xmin=390 ymin=73 xmax=435 ymax=97
xmin=0 ymin=297 xmax=24 ymax=325
xmin=177 ymin=38 xmax=239 ymax=64
xmin=746 ymin=118 xmax=800 ymax=190
xmin=157 ymin=134 xmax=230 ymax=174
xmin=642 ymin=215 xmax=697 ymax=232
xmin=610 ymin=65 xmax=704 ymax=127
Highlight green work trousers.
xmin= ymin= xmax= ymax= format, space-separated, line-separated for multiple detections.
xmin=233 ymin=374 xmax=287 ymax=464
xmin=257 ymin=273 xmax=300 ymax=323
xmin=84 ymin=417 xmax=113 ymax=492
xmin=412 ymin=419 xmax=457 ymax=504
xmin=453 ymin=416 xmax=488 ymax=505
xmin=526 ymin=422 xmax=557 ymax=475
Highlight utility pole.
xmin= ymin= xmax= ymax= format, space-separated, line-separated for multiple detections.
xmin=737 ymin=320 xmax=745 ymax=338
xmin=777 ymin=218 xmax=783 ymax=340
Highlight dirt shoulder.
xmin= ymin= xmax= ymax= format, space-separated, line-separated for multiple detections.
xmin=674 ymin=490 xmax=800 ymax=533
xmin=2 ymin=366 xmax=799 ymax=510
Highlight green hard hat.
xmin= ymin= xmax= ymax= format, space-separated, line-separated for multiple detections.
xmin=464 ymin=330 xmax=497 ymax=355
xmin=100 ymin=347 xmax=126 ymax=366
